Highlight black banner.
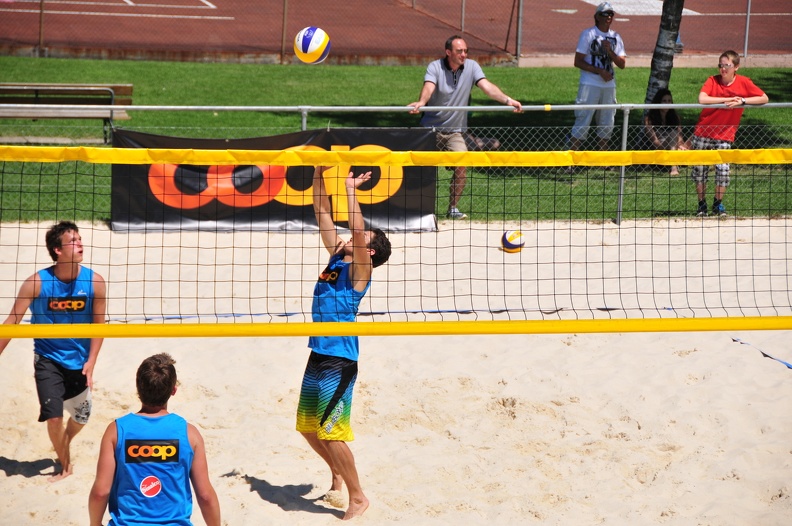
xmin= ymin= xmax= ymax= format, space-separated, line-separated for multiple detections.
xmin=111 ymin=128 xmax=438 ymax=232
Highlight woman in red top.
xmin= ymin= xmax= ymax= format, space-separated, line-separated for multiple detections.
xmin=690 ymin=50 xmax=768 ymax=217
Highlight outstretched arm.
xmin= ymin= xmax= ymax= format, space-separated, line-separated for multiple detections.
xmin=476 ymin=78 xmax=522 ymax=112
xmin=346 ymin=171 xmax=374 ymax=290
xmin=408 ymin=81 xmax=437 ymax=114
xmin=313 ymin=166 xmax=343 ymax=254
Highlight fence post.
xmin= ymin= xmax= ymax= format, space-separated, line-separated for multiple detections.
xmin=37 ymin=0 xmax=45 ymax=57
xmin=615 ymin=108 xmax=630 ymax=225
xmin=516 ymin=0 xmax=524 ymax=59
xmin=280 ymin=0 xmax=289 ymax=64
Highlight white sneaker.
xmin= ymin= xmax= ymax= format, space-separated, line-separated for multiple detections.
xmin=446 ymin=207 xmax=467 ymax=220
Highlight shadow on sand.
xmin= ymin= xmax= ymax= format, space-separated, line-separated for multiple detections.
xmin=224 ymin=471 xmax=344 ymax=519
xmin=0 ymin=456 xmax=57 ymax=478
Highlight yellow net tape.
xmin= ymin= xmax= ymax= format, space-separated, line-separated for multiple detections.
xmin=2 ymin=145 xmax=792 ymax=167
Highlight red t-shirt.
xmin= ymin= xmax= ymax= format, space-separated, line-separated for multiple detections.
xmin=694 ymin=74 xmax=765 ymax=142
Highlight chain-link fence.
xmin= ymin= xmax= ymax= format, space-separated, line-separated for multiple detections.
xmin=0 ymin=0 xmax=520 ymax=64
xmin=459 ymin=123 xmax=790 ymax=221
xmin=3 ymin=2 xmax=784 ymax=66
xmin=1 ymin=103 xmax=790 ymax=223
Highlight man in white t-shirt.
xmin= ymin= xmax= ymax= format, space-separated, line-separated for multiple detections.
xmin=569 ymin=2 xmax=626 ymax=159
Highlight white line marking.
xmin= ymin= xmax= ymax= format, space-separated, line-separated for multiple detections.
xmin=577 ymin=0 xmax=699 ymax=16
xmin=10 ymin=0 xmax=216 ymax=9
xmin=0 ymin=8 xmax=231 ymax=19
xmin=578 ymin=0 xmax=792 ymax=17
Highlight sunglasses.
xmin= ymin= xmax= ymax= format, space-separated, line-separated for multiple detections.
xmin=599 ymin=12 xmax=614 ymax=17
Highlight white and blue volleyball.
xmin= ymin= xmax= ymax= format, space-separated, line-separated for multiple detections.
xmin=294 ymin=26 xmax=331 ymax=64
xmin=501 ymin=230 xmax=525 ymax=253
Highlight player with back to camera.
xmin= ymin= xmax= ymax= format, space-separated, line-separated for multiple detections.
xmin=88 ymin=353 xmax=221 ymax=526
xmin=296 ymin=166 xmax=391 ymax=520
xmin=0 ymin=220 xmax=106 ymax=481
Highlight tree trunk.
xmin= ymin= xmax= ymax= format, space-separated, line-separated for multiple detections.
xmin=645 ymin=0 xmax=686 ymax=105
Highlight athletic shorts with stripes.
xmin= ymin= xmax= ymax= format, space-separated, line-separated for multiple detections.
xmin=690 ymin=135 xmax=732 ymax=187
xmin=296 ymin=351 xmax=358 ymax=441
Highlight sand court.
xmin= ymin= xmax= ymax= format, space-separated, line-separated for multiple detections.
xmin=0 ymin=222 xmax=790 ymax=524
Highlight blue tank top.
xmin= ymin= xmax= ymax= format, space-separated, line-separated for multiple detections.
xmin=110 ymin=413 xmax=194 ymax=526
xmin=30 ymin=265 xmax=94 ymax=370
xmin=308 ymin=254 xmax=370 ymax=361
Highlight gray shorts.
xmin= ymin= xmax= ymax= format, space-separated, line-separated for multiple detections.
xmin=690 ymin=135 xmax=732 ymax=187
xmin=34 ymin=354 xmax=92 ymax=424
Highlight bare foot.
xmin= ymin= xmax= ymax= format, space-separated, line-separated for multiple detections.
xmin=342 ymin=496 xmax=369 ymax=520
xmin=48 ymin=463 xmax=73 ymax=483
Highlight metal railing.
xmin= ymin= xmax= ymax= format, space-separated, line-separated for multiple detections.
xmin=1 ymin=102 xmax=790 ymax=223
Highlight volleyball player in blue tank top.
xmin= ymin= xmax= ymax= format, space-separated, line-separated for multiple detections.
xmin=0 ymin=221 xmax=106 ymax=481
xmin=296 ymin=166 xmax=391 ymax=520
xmin=89 ymin=353 xmax=221 ymax=526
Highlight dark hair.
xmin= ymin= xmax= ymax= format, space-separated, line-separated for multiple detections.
xmin=136 ymin=353 xmax=178 ymax=407
xmin=369 ymin=228 xmax=391 ymax=268
xmin=445 ymin=35 xmax=464 ymax=51
xmin=647 ymin=88 xmax=680 ymax=126
xmin=45 ymin=221 xmax=79 ymax=261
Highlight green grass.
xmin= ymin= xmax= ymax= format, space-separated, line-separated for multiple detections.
xmin=2 ymin=56 xmax=790 ymax=132
xmin=0 ymin=161 xmax=112 ymax=223
xmin=1 ymin=56 xmax=790 ymax=222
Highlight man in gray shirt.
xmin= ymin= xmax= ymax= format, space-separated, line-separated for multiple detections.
xmin=409 ymin=35 xmax=522 ymax=219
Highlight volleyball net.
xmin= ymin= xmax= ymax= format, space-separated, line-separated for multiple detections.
xmin=1 ymin=142 xmax=791 ymax=339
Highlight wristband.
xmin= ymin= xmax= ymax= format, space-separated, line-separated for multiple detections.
xmin=741 ymin=97 xmax=746 ymax=105
xmin=505 ymin=97 xmax=511 ymax=105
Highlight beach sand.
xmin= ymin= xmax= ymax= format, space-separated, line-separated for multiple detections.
xmin=1 ymin=221 xmax=791 ymax=525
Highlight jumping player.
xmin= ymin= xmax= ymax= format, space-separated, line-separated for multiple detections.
xmin=296 ymin=166 xmax=391 ymax=520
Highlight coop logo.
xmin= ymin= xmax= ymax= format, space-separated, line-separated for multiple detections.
xmin=140 ymin=475 xmax=162 ymax=498
xmin=317 ymin=266 xmax=340 ymax=285
xmin=147 ymin=144 xmax=404 ymax=217
xmin=125 ymin=440 xmax=179 ymax=463
xmin=48 ymin=297 xmax=87 ymax=312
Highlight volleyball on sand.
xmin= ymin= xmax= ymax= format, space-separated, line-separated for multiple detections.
xmin=294 ymin=26 xmax=331 ymax=64
xmin=501 ymin=230 xmax=525 ymax=253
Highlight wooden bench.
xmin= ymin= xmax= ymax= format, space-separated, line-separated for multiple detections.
xmin=0 ymin=83 xmax=133 ymax=143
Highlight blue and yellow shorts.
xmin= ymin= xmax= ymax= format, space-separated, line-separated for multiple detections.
xmin=296 ymin=351 xmax=357 ymax=441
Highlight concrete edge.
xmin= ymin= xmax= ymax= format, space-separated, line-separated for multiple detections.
xmin=518 ymin=53 xmax=792 ymax=68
